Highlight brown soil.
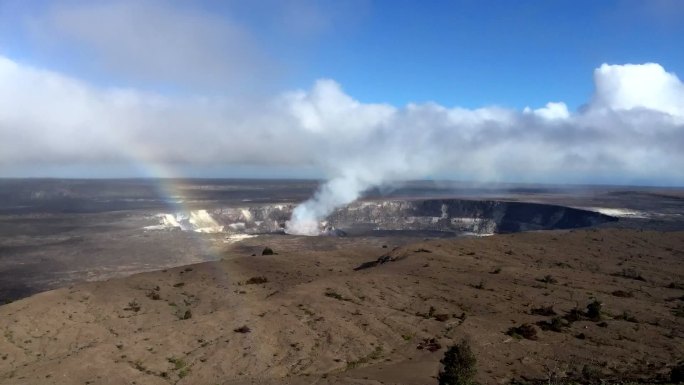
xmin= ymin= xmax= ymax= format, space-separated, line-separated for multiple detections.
xmin=0 ymin=228 xmax=683 ymax=384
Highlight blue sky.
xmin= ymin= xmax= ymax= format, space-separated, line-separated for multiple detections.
xmin=3 ymin=0 xmax=683 ymax=110
xmin=309 ymin=0 xmax=684 ymax=110
xmin=0 ymin=0 xmax=683 ymax=186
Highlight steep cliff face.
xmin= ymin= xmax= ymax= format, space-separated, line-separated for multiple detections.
xmin=151 ymin=199 xmax=616 ymax=235
xmin=325 ymin=199 xmax=615 ymax=234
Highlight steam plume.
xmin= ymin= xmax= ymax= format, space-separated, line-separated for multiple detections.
xmin=284 ymin=64 xmax=684 ymax=235
xmin=1 ymin=57 xmax=683 ymax=232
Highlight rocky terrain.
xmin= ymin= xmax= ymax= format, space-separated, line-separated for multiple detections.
xmin=1 ymin=228 xmax=682 ymax=384
xmin=145 ymin=199 xmax=616 ymax=235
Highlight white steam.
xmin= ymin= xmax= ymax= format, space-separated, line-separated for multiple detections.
xmin=1 ymin=57 xmax=684 ymax=235
xmin=284 ymin=63 xmax=684 ymax=234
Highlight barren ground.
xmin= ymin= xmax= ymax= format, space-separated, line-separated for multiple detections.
xmin=1 ymin=228 xmax=683 ymax=384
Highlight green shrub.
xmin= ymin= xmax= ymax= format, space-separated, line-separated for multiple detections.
xmin=438 ymin=340 xmax=477 ymax=385
xmin=586 ymin=299 xmax=603 ymax=321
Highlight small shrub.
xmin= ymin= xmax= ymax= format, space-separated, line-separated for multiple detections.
xmin=245 ymin=276 xmax=268 ymax=285
xmin=537 ymin=275 xmax=558 ymax=284
xmin=611 ymin=290 xmax=633 ymax=298
xmin=261 ymin=247 xmax=274 ymax=255
xmin=489 ymin=267 xmax=502 ymax=274
xmin=612 ymin=268 xmax=645 ymax=281
xmin=173 ymin=282 xmax=185 ymax=288
xmin=666 ymin=282 xmax=684 ymax=290
xmin=416 ymin=338 xmax=442 ymax=352
xmin=537 ymin=317 xmax=567 ymax=332
xmin=124 ymin=300 xmax=141 ymax=312
xmin=564 ymin=307 xmax=585 ymax=323
xmin=616 ymin=310 xmax=637 ymax=323
xmin=146 ymin=291 xmax=161 ymax=300
xmin=416 ymin=306 xmax=436 ymax=319
xmin=673 ymin=304 xmax=684 ymax=318
xmin=507 ymin=323 xmax=538 ymax=340
xmin=434 ymin=313 xmax=450 ymax=322
xmin=438 ymin=340 xmax=477 ymax=385
xmin=234 ymin=325 xmax=251 ymax=333
xmin=472 ymin=280 xmax=485 ymax=290
xmin=671 ymin=362 xmax=684 ymax=383
xmin=324 ymin=289 xmax=351 ymax=302
xmin=586 ymin=299 xmax=603 ymax=321
xmin=133 ymin=360 xmax=146 ymax=372
xmin=530 ymin=305 xmax=556 ymax=316
xmin=167 ymin=357 xmax=186 ymax=370
xmin=582 ymin=364 xmax=602 ymax=383
xmin=181 ymin=310 xmax=192 ymax=320
xmin=346 ymin=346 xmax=384 ymax=369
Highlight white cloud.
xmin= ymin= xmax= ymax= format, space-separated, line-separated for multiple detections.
xmin=1 ymin=55 xmax=683 ymax=233
xmin=24 ymin=0 xmax=268 ymax=90
xmin=591 ymin=63 xmax=684 ymax=117
xmin=524 ymin=102 xmax=570 ymax=120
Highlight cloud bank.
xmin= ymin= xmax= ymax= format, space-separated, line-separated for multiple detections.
xmin=1 ymin=55 xmax=683 ymax=233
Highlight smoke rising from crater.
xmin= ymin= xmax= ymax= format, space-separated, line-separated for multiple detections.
xmin=1 ymin=57 xmax=683 ymax=234
xmin=284 ymin=64 xmax=684 ymax=234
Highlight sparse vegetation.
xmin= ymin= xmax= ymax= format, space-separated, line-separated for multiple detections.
xmin=507 ymin=323 xmax=538 ymax=340
xmin=438 ymin=340 xmax=477 ymax=385
xmin=582 ymin=364 xmax=602 ymax=383
xmin=167 ymin=357 xmax=186 ymax=371
xmin=245 ymin=276 xmax=268 ymax=285
xmin=671 ymin=362 xmax=684 ymax=383
xmin=537 ymin=275 xmax=558 ymax=284
xmin=178 ymin=368 xmax=190 ymax=378
xmin=324 ymin=289 xmax=352 ymax=302
xmin=133 ymin=360 xmax=146 ymax=372
xmin=346 ymin=346 xmax=384 ymax=369
xmin=537 ymin=316 xmax=568 ymax=332
xmin=417 ymin=338 xmax=441 ymax=352
xmin=124 ymin=300 xmax=141 ymax=312
xmin=564 ymin=306 xmax=585 ymax=323
xmin=586 ymin=299 xmax=603 ymax=321
xmin=234 ymin=325 xmax=251 ymax=333
xmin=612 ymin=268 xmax=646 ymax=281
xmin=611 ymin=290 xmax=633 ymax=298
xmin=416 ymin=305 xmax=436 ymax=319
xmin=673 ymin=304 xmax=684 ymax=318
xmin=615 ymin=310 xmax=638 ymax=323
xmin=530 ymin=305 xmax=556 ymax=316
xmin=181 ymin=309 xmax=192 ymax=320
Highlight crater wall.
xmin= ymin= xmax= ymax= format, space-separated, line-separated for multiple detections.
xmin=149 ymin=199 xmax=617 ymax=235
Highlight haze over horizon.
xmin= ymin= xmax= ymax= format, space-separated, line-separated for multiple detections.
xmin=1 ymin=0 xmax=683 ymax=191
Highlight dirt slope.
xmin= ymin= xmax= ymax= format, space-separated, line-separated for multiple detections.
xmin=1 ymin=229 xmax=683 ymax=384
